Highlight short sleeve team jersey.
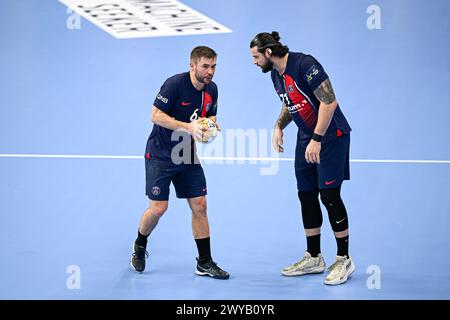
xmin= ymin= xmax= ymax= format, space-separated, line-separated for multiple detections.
xmin=270 ymin=52 xmax=351 ymax=144
xmin=146 ymin=72 xmax=218 ymax=161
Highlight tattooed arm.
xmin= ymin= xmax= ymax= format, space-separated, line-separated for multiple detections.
xmin=312 ymin=78 xmax=338 ymax=136
xmin=305 ymin=79 xmax=338 ymax=163
xmin=275 ymin=103 xmax=293 ymax=130
xmin=272 ymin=104 xmax=292 ymax=153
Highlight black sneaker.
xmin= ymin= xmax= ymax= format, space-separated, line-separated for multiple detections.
xmin=195 ymin=258 xmax=230 ymax=279
xmin=130 ymin=242 xmax=148 ymax=272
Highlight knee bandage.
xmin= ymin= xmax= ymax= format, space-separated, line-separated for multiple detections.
xmin=319 ymin=187 xmax=349 ymax=232
xmin=298 ymin=190 xmax=323 ymax=229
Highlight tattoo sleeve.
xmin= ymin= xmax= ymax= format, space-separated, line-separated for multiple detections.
xmin=313 ymin=79 xmax=336 ymax=104
xmin=275 ymin=104 xmax=292 ymax=130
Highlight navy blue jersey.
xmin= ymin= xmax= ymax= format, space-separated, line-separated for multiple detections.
xmin=145 ymin=72 xmax=218 ymax=161
xmin=271 ymin=52 xmax=351 ymax=144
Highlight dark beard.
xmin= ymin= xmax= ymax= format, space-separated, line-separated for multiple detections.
xmin=261 ymin=60 xmax=273 ymax=73
xmin=195 ymin=73 xmax=211 ymax=84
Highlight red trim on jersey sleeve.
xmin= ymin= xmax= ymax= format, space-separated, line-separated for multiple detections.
xmin=337 ymin=129 xmax=343 ymax=137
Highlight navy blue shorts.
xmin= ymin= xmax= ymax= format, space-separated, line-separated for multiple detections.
xmin=145 ymin=158 xmax=207 ymax=201
xmin=295 ymin=134 xmax=350 ymax=191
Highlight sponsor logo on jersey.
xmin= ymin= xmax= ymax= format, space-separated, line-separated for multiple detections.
xmin=306 ymin=66 xmax=320 ymax=83
xmin=286 ymin=99 xmax=309 ymax=112
xmin=157 ymin=93 xmax=168 ymax=103
xmin=287 ymin=104 xmax=302 ymax=112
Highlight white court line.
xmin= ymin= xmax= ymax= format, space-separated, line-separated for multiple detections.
xmin=0 ymin=154 xmax=449 ymax=164
xmin=0 ymin=154 xmax=142 ymax=159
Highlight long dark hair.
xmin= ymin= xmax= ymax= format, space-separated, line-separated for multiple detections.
xmin=250 ymin=31 xmax=289 ymax=57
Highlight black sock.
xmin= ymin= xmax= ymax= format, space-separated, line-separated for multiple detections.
xmin=135 ymin=231 xmax=149 ymax=247
xmin=195 ymin=237 xmax=212 ymax=263
xmin=306 ymin=234 xmax=321 ymax=257
xmin=336 ymin=235 xmax=349 ymax=257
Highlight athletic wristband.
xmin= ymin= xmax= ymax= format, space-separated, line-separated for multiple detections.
xmin=311 ymin=133 xmax=323 ymax=142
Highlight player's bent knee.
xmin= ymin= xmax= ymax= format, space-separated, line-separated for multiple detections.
xmin=150 ymin=201 xmax=168 ymax=218
xmin=151 ymin=209 xmax=167 ymax=218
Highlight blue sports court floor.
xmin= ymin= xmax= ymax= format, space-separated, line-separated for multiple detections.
xmin=1 ymin=0 xmax=449 ymax=299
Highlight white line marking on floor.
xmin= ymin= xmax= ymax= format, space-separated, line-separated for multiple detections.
xmin=0 ymin=154 xmax=449 ymax=164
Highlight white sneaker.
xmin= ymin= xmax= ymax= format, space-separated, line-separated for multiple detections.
xmin=281 ymin=251 xmax=326 ymax=276
xmin=324 ymin=255 xmax=355 ymax=285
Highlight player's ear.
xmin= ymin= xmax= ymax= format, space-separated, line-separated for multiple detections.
xmin=266 ymin=48 xmax=272 ymax=56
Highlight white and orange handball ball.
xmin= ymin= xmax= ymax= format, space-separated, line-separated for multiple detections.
xmin=200 ymin=118 xmax=218 ymax=143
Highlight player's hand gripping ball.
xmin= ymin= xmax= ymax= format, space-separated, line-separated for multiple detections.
xmin=200 ymin=118 xmax=218 ymax=143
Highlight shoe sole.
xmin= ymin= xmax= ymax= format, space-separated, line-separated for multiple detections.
xmin=130 ymin=259 xmax=144 ymax=273
xmin=281 ymin=266 xmax=326 ymax=276
xmin=195 ymin=269 xmax=230 ymax=280
xmin=324 ymin=262 xmax=356 ymax=285
xmin=130 ymin=242 xmax=145 ymax=273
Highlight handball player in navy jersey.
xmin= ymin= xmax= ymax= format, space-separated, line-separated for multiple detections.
xmin=131 ymin=46 xmax=229 ymax=279
xmin=250 ymin=32 xmax=355 ymax=285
